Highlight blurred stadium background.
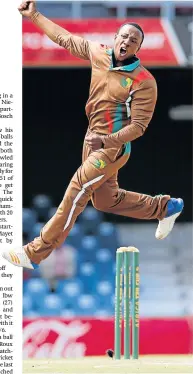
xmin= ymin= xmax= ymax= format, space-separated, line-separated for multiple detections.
xmin=22 ymin=0 xmax=192 ymax=359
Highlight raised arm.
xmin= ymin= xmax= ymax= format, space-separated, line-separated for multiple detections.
xmin=18 ymin=1 xmax=91 ymax=60
xmin=101 ymin=79 xmax=157 ymax=148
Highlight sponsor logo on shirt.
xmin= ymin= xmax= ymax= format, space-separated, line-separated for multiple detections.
xmin=94 ymin=159 xmax=106 ymax=169
xmin=121 ymin=77 xmax=133 ymax=88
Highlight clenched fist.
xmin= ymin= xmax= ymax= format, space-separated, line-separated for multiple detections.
xmin=18 ymin=1 xmax=36 ymax=17
xmin=85 ymin=133 xmax=103 ymax=151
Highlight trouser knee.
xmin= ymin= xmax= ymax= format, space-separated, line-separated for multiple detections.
xmin=92 ymin=198 xmax=112 ymax=212
xmin=42 ymin=181 xmax=93 ymax=247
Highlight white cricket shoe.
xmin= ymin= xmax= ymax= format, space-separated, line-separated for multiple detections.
xmin=2 ymin=247 xmax=39 ymax=269
xmin=155 ymin=198 xmax=184 ymax=240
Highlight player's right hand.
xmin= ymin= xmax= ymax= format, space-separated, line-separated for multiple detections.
xmin=18 ymin=1 xmax=36 ymax=17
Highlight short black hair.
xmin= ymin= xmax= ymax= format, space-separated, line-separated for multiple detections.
xmin=117 ymin=22 xmax=144 ymax=45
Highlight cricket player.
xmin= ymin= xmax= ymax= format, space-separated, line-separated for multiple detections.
xmin=2 ymin=1 xmax=184 ymax=269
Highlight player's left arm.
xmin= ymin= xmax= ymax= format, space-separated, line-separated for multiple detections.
xmin=101 ymin=79 xmax=157 ymax=148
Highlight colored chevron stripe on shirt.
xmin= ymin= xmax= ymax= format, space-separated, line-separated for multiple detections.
xmin=105 ymin=105 xmax=123 ymax=134
xmin=114 ymin=104 xmax=122 ymax=132
xmin=134 ymin=70 xmax=154 ymax=83
xmin=105 ymin=109 xmax=113 ymax=133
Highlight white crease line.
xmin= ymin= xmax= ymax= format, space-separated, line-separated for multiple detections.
xmin=94 ymin=361 xmax=193 ymax=368
xmin=145 ymin=361 xmax=193 ymax=366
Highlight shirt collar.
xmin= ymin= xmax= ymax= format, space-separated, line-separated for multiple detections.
xmin=107 ymin=49 xmax=140 ymax=71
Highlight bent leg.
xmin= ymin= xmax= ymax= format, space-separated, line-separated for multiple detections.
xmin=92 ymin=173 xmax=170 ymax=220
xmin=24 ymin=150 xmax=127 ymax=264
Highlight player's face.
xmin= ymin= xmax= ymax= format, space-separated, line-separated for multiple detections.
xmin=114 ymin=24 xmax=143 ymax=62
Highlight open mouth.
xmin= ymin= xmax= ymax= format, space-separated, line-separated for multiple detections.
xmin=120 ymin=47 xmax=127 ymax=57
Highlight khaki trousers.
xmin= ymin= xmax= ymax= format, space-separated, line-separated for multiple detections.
xmin=25 ymin=140 xmax=170 ymax=264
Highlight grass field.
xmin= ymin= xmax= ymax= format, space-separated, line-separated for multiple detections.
xmin=23 ymin=355 xmax=193 ymax=374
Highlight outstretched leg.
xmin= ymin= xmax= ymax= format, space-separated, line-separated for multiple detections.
xmin=92 ymin=173 xmax=184 ymax=238
xmin=92 ymin=172 xmax=170 ymax=220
